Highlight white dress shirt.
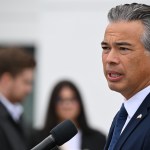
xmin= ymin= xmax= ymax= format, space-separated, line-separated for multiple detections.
xmin=59 ymin=130 xmax=81 ymax=150
xmin=121 ymin=85 xmax=150 ymax=133
xmin=0 ymin=93 xmax=23 ymax=122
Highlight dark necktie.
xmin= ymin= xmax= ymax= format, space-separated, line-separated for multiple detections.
xmin=108 ymin=104 xmax=128 ymax=150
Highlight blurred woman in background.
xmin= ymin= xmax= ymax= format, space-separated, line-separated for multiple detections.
xmin=35 ymin=80 xmax=106 ymax=150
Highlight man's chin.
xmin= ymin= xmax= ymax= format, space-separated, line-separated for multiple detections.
xmin=108 ymin=84 xmax=123 ymax=93
xmin=13 ymin=97 xmax=26 ymax=103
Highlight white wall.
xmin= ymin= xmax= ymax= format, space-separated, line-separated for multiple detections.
xmin=0 ymin=0 xmax=38 ymax=44
xmin=0 ymin=0 xmax=149 ymax=134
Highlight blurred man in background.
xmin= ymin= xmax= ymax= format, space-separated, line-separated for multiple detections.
xmin=0 ymin=48 xmax=36 ymax=150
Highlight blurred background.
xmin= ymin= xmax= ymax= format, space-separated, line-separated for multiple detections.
xmin=0 ymin=0 xmax=149 ymax=135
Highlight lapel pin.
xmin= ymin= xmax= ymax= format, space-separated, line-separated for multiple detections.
xmin=136 ymin=114 xmax=142 ymax=119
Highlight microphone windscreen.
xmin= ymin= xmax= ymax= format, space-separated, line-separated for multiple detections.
xmin=50 ymin=120 xmax=78 ymax=146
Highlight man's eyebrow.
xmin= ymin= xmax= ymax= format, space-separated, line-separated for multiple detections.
xmin=101 ymin=41 xmax=108 ymax=45
xmin=101 ymin=41 xmax=132 ymax=46
xmin=115 ymin=42 xmax=132 ymax=46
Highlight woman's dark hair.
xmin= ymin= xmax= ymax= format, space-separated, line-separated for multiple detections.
xmin=43 ymin=80 xmax=91 ymax=135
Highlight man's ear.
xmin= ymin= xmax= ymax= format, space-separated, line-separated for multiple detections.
xmin=0 ymin=72 xmax=13 ymax=85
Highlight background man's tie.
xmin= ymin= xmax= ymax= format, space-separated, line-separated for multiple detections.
xmin=108 ymin=104 xmax=128 ymax=150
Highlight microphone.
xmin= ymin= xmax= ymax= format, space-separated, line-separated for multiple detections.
xmin=31 ymin=120 xmax=78 ymax=150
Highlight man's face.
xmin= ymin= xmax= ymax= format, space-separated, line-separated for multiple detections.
xmin=101 ymin=21 xmax=150 ymax=99
xmin=7 ymin=68 xmax=34 ymax=103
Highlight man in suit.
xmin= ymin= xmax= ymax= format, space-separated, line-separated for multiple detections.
xmin=0 ymin=48 xmax=36 ymax=150
xmin=101 ymin=3 xmax=150 ymax=150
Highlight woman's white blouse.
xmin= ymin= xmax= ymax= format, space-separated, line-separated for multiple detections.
xmin=59 ymin=130 xmax=81 ymax=150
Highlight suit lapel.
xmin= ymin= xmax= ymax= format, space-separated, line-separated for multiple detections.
xmin=104 ymin=113 xmax=118 ymax=150
xmin=1 ymin=119 xmax=27 ymax=150
xmin=115 ymin=93 xmax=150 ymax=149
xmin=0 ymin=102 xmax=26 ymax=150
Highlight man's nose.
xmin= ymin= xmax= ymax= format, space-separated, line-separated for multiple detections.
xmin=106 ymin=49 xmax=120 ymax=65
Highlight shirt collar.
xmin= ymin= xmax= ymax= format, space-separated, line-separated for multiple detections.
xmin=0 ymin=93 xmax=23 ymax=122
xmin=124 ymin=86 xmax=150 ymax=119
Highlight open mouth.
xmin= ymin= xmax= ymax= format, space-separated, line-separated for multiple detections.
xmin=107 ymin=71 xmax=123 ymax=81
xmin=109 ymin=73 xmax=122 ymax=78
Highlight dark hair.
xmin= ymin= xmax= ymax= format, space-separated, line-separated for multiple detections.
xmin=0 ymin=48 xmax=36 ymax=77
xmin=108 ymin=3 xmax=150 ymax=51
xmin=44 ymin=80 xmax=91 ymax=135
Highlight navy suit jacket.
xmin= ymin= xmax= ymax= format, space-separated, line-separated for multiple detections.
xmin=104 ymin=92 xmax=150 ymax=150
